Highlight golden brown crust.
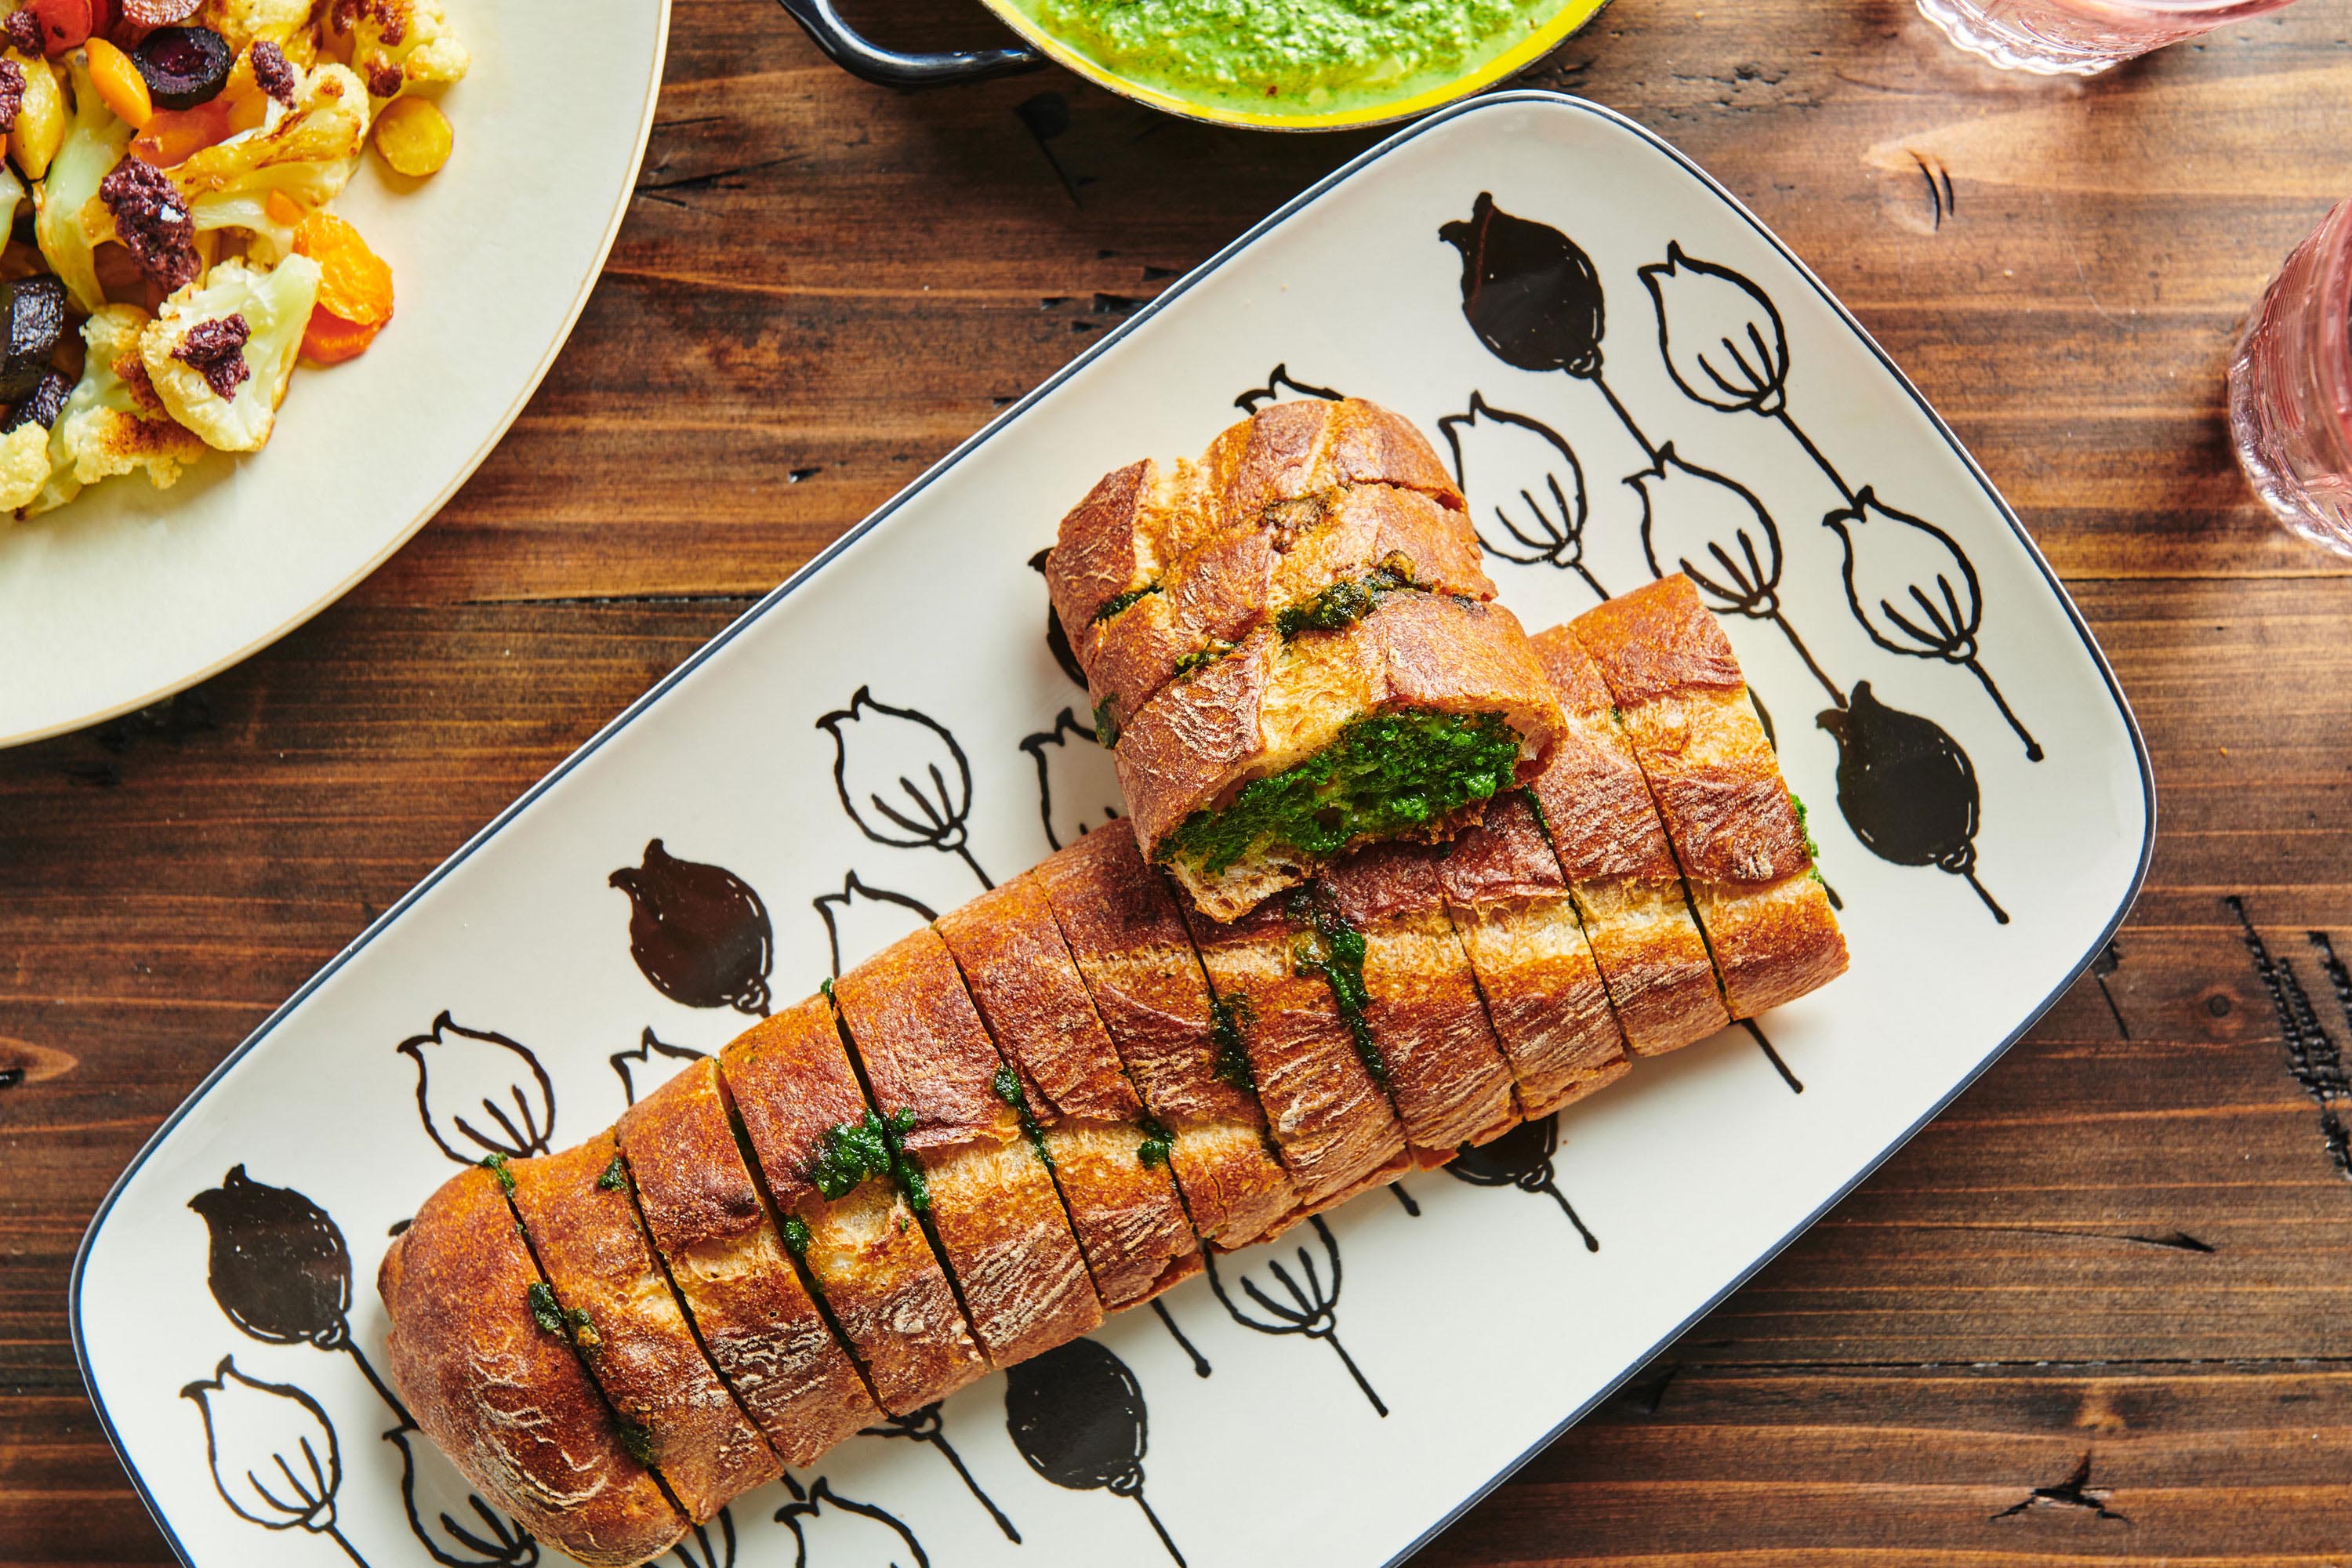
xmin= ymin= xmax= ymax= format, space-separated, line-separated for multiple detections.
xmin=1181 ymin=896 xmax=1409 ymax=1207
xmin=1043 ymin=459 xmax=1175 ymax=641
xmin=1195 ymin=397 xmax=1463 ymax=536
xmin=1569 ymin=577 xmax=1848 ymax=1021
xmin=616 ymin=1060 xmax=879 ymax=1468
xmin=506 ymin=1134 xmax=778 ymax=1522
xmin=717 ymin=1002 xmax=984 ymax=1414
xmin=379 ymin=1168 xmax=687 ymax=1568
xmin=1436 ymin=793 xmax=1632 ymax=1117
xmin=1034 ymin=822 xmax=1298 ymax=1248
xmin=937 ymin=877 xmax=1201 ymax=1308
xmin=833 ymin=928 xmax=1103 ymax=1365
xmin=1318 ymin=844 xmax=1519 ymax=1162
xmin=1116 ymin=592 xmax=1566 ymax=921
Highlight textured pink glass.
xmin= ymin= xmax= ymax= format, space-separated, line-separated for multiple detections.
xmin=2230 ymin=201 xmax=2352 ymax=556
xmin=1916 ymin=0 xmax=2297 ymax=74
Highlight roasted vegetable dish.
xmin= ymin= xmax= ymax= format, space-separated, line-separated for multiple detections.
xmin=0 ymin=0 xmax=465 ymax=520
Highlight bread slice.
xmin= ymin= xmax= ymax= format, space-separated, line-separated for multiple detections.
xmin=379 ymin=1167 xmax=688 ymax=1567
xmin=1117 ymin=590 xmax=1566 ymax=921
xmin=1043 ymin=397 xmax=1465 ymax=647
xmin=1316 ymin=842 xmax=1520 ymax=1163
xmin=1180 ymin=893 xmax=1410 ymax=1209
xmin=1436 ymin=789 xmax=1632 ymax=1116
xmin=506 ymin=1132 xmax=779 ymax=1521
xmin=718 ymin=1000 xmax=985 ymax=1414
xmin=936 ymin=874 xmax=1202 ymax=1308
xmin=616 ymin=1058 xmax=878 ymax=1467
xmin=1034 ymin=820 xmax=1300 ymax=1250
xmin=1080 ymin=483 xmax=1495 ymax=735
xmin=1568 ymin=575 xmax=1849 ymax=1016
xmin=832 ymin=927 xmax=1103 ymax=1366
xmin=1528 ymin=623 xmax=1730 ymax=1052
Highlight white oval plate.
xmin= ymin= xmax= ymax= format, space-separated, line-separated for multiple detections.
xmin=0 ymin=0 xmax=670 ymax=748
xmin=73 ymin=94 xmax=2152 ymax=1568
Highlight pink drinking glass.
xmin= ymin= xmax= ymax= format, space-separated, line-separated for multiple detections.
xmin=2229 ymin=201 xmax=2352 ymax=556
xmin=1916 ymin=0 xmax=2298 ymax=74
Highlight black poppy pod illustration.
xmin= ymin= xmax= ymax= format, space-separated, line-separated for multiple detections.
xmin=610 ymin=840 xmax=775 ymax=1014
xmin=1640 ymin=241 xmax=1790 ymax=418
xmin=818 ymin=687 xmax=994 ymax=891
xmin=1446 ymin=1117 xmax=1600 ymax=1252
xmin=1203 ymin=1215 xmax=1386 ymax=1417
xmin=612 ymin=1028 xmax=708 ymax=1107
xmin=397 ymin=1011 xmax=557 ymax=1165
xmin=813 ymin=872 xmax=939 ymax=979
xmin=1822 ymin=488 xmax=2042 ymax=762
xmin=1436 ymin=392 xmax=1608 ymax=597
xmin=183 ymin=1356 xmax=368 ymax=1566
xmin=858 ymin=1403 xmax=1018 ymax=1543
xmin=1233 ymin=362 xmax=1345 ymax=414
xmin=191 ymin=1164 xmax=354 ymax=1349
xmin=776 ymin=1471 xmax=931 ymax=1568
xmin=384 ymin=1425 xmax=542 ymax=1568
xmin=1819 ymin=681 xmax=2009 ymax=924
xmin=666 ymin=1505 xmax=735 ymax=1568
xmin=1021 ymin=706 xmax=1123 ymax=853
xmin=1004 ymin=1338 xmax=1185 ymax=1566
xmin=1028 ymin=548 xmax=1091 ymax=691
xmin=1441 ymin=191 xmax=1606 ymax=379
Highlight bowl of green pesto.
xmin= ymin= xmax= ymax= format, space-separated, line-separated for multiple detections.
xmin=992 ymin=0 xmax=1612 ymax=129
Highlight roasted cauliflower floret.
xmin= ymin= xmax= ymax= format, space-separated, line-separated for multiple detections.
xmin=140 ymin=254 xmax=319 ymax=452
xmin=170 ymin=62 xmax=368 ymax=196
xmin=339 ymin=0 xmax=467 ymax=101
xmin=22 ymin=305 xmax=207 ymax=514
xmin=198 ymin=0 xmax=312 ymax=50
xmin=34 ymin=53 xmax=132 ymax=314
xmin=0 ymin=418 xmax=50 ymax=510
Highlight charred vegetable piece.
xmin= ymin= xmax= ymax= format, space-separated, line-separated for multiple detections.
xmin=0 ymin=274 xmax=64 ymax=401
xmin=132 ymin=26 xmax=231 ymax=111
xmin=2 ymin=367 xmax=71 ymax=432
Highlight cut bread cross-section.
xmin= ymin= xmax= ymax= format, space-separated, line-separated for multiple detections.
xmin=937 ymin=874 xmax=1203 ymax=1308
xmin=1569 ymin=575 xmax=1849 ymax=1018
xmin=1118 ymin=590 xmax=1566 ymax=921
xmin=505 ymin=1131 xmax=779 ymax=1522
xmin=1315 ymin=842 xmax=1520 ymax=1163
xmin=832 ymin=927 xmax=1104 ymax=1366
xmin=1436 ymin=789 xmax=1632 ymax=1117
xmin=1035 ymin=819 xmax=1299 ymax=1250
xmin=1528 ymin=622 xmax=1730 ymax=1053
xmin=379 ymin=1166 xmax=688 ymax=1567
xmin=616 ymin=1058 xmax=880 ymax=1467
xmin=718 ymin=999 xmax=985 ymax=1414
xmin=1181 ymin=891 xmax=1410 ymax=1209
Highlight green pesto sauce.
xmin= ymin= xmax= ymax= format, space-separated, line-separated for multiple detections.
xmin=1160 ymin=709 xmax=1521 ymax=878
xmin=596 ymin=1154 xmax=626 ymax=1192
xmin=780 ymin=1214 xmax=812 ymax=1256
xmin=1275 ymin=568 xmax=1419 ymax=638
xmin=1093 ymin=583 xmax=1160 ymax=624
xmin=1136 ymin=1115 xmax=1174 ymax=1167
xmin=808 ymin=1108 xmax=924 ymax=1208
xmin=1790 ymin=792 xmax=1820 ymax=861
xmin=1287 ymin=889 xmax=1386 ymax=1086
xmin=525 ymin=1282 xmax=598 ymax=1348
xmin=1093 ymin=694 xmax=1122 ymax=749
xmin=1172 ymin=639 xmax=1234 ymax=680
xmin=1015 ymin=0 xmax=1555 ymax=114
xmin=615 ymin=1420 xmax=656 ymax=1467
xmin=992 ymin=1065 xmax=1057 ymax=1173
xmin=480 ymin=1150 xmax=515 ymax=1194
xmin=1207 ymin=990 xmax=1257 ymax=1094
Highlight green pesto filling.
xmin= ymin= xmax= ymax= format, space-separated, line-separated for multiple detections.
xmin=1275 ymin=567 xmax=1419 ymax=638
xmin=1172 ymin=640 xmax=1235 ymax=680
xmin=1160 ymin=709 xmax=1522 ymax=878
xmin=1287 ymin=888 xmax=1385 ymax=1087
xmin=779 ymin=1214 xmax=812 ymax=1257
xmin=524 ymin=1281 xmax=597 ymax=1348
xmin=1519 ymin=783 xmax=1551 ymax=840
xmin=1093 ymin=694 xmax=1122 ymax=749
xmin=1207 ymin=990 xmax=1257 ymax=1093
xmin=992 ymin=1064 xmax=1056 ymax=1173
xmin=808 ymin=1108 xmax=927 ymax=1210
xmin=1791 ymin=792 xmax=1821 ymax=861
xmin=1092 ymin=583 xmax=1160 ymax=624
xmin=615 ymin=1420 xmax=655 ymax=1467
xmin=1137 ymin=1115 xmax=1174 ymax=1168
xmin=480 ymin=1150 xmax=515 ymax=1194
xmin=595 ymin=1154 xmax=626 ymax=1192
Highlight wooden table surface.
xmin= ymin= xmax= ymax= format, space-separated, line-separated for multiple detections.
xmin=8 ymin=1 xmax=2352 ymax=1563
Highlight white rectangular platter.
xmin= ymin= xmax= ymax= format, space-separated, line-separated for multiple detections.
xmin=74 ymin=92 xmax=2153 ymax=1568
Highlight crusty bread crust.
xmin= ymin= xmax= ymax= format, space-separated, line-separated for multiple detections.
xmin=507 ymin=1134 xmax=778 ymax=1521
xmin=617 ymin=1059 xmax=878 ymax=1467
xmin=1181 ymin=896 xmax=1409 ymax=1207
xmin=1570 ymin=576 xmax=1848 ymax=1019
xmin=1118 ymin=592 xmax=1567 ymax=921
xmin=1035 ymin=822 xmax=1298 ymax=1248
xmin=937 ymin=877 xmax=1202 ymax=1308
xmin=1436 ymin=791 xmax=1632 ymax=1117
xmin=379 ymin=1167 xmax=687 ymax=1567
xmin=833 ymin=928 xmax=1103 ymax=1366
xmin=718 ymin=1002 xmax=984 ymax=1414
xmin=1044 ymin=458 xmax=1203 ymax=641
xmin=1528 ymin=624 xmax=1728 ymax=1053
xmin=1318 ymin=844 xmax=1519 ymax=1162
xmin=1192 ymin=398 xmax=1464 ymax=548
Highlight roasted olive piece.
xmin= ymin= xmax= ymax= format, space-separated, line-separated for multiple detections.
xmin=2 ymin=367 xmax=71 ymax=434
xmin=133 ymin=26 xmax=234 ymax=111
xmin=0 ymin=274 xmax=66 ymax=402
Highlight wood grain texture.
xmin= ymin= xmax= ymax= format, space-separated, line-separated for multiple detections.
xmin=5 ymin=0 xmax=2350 ymax=1561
